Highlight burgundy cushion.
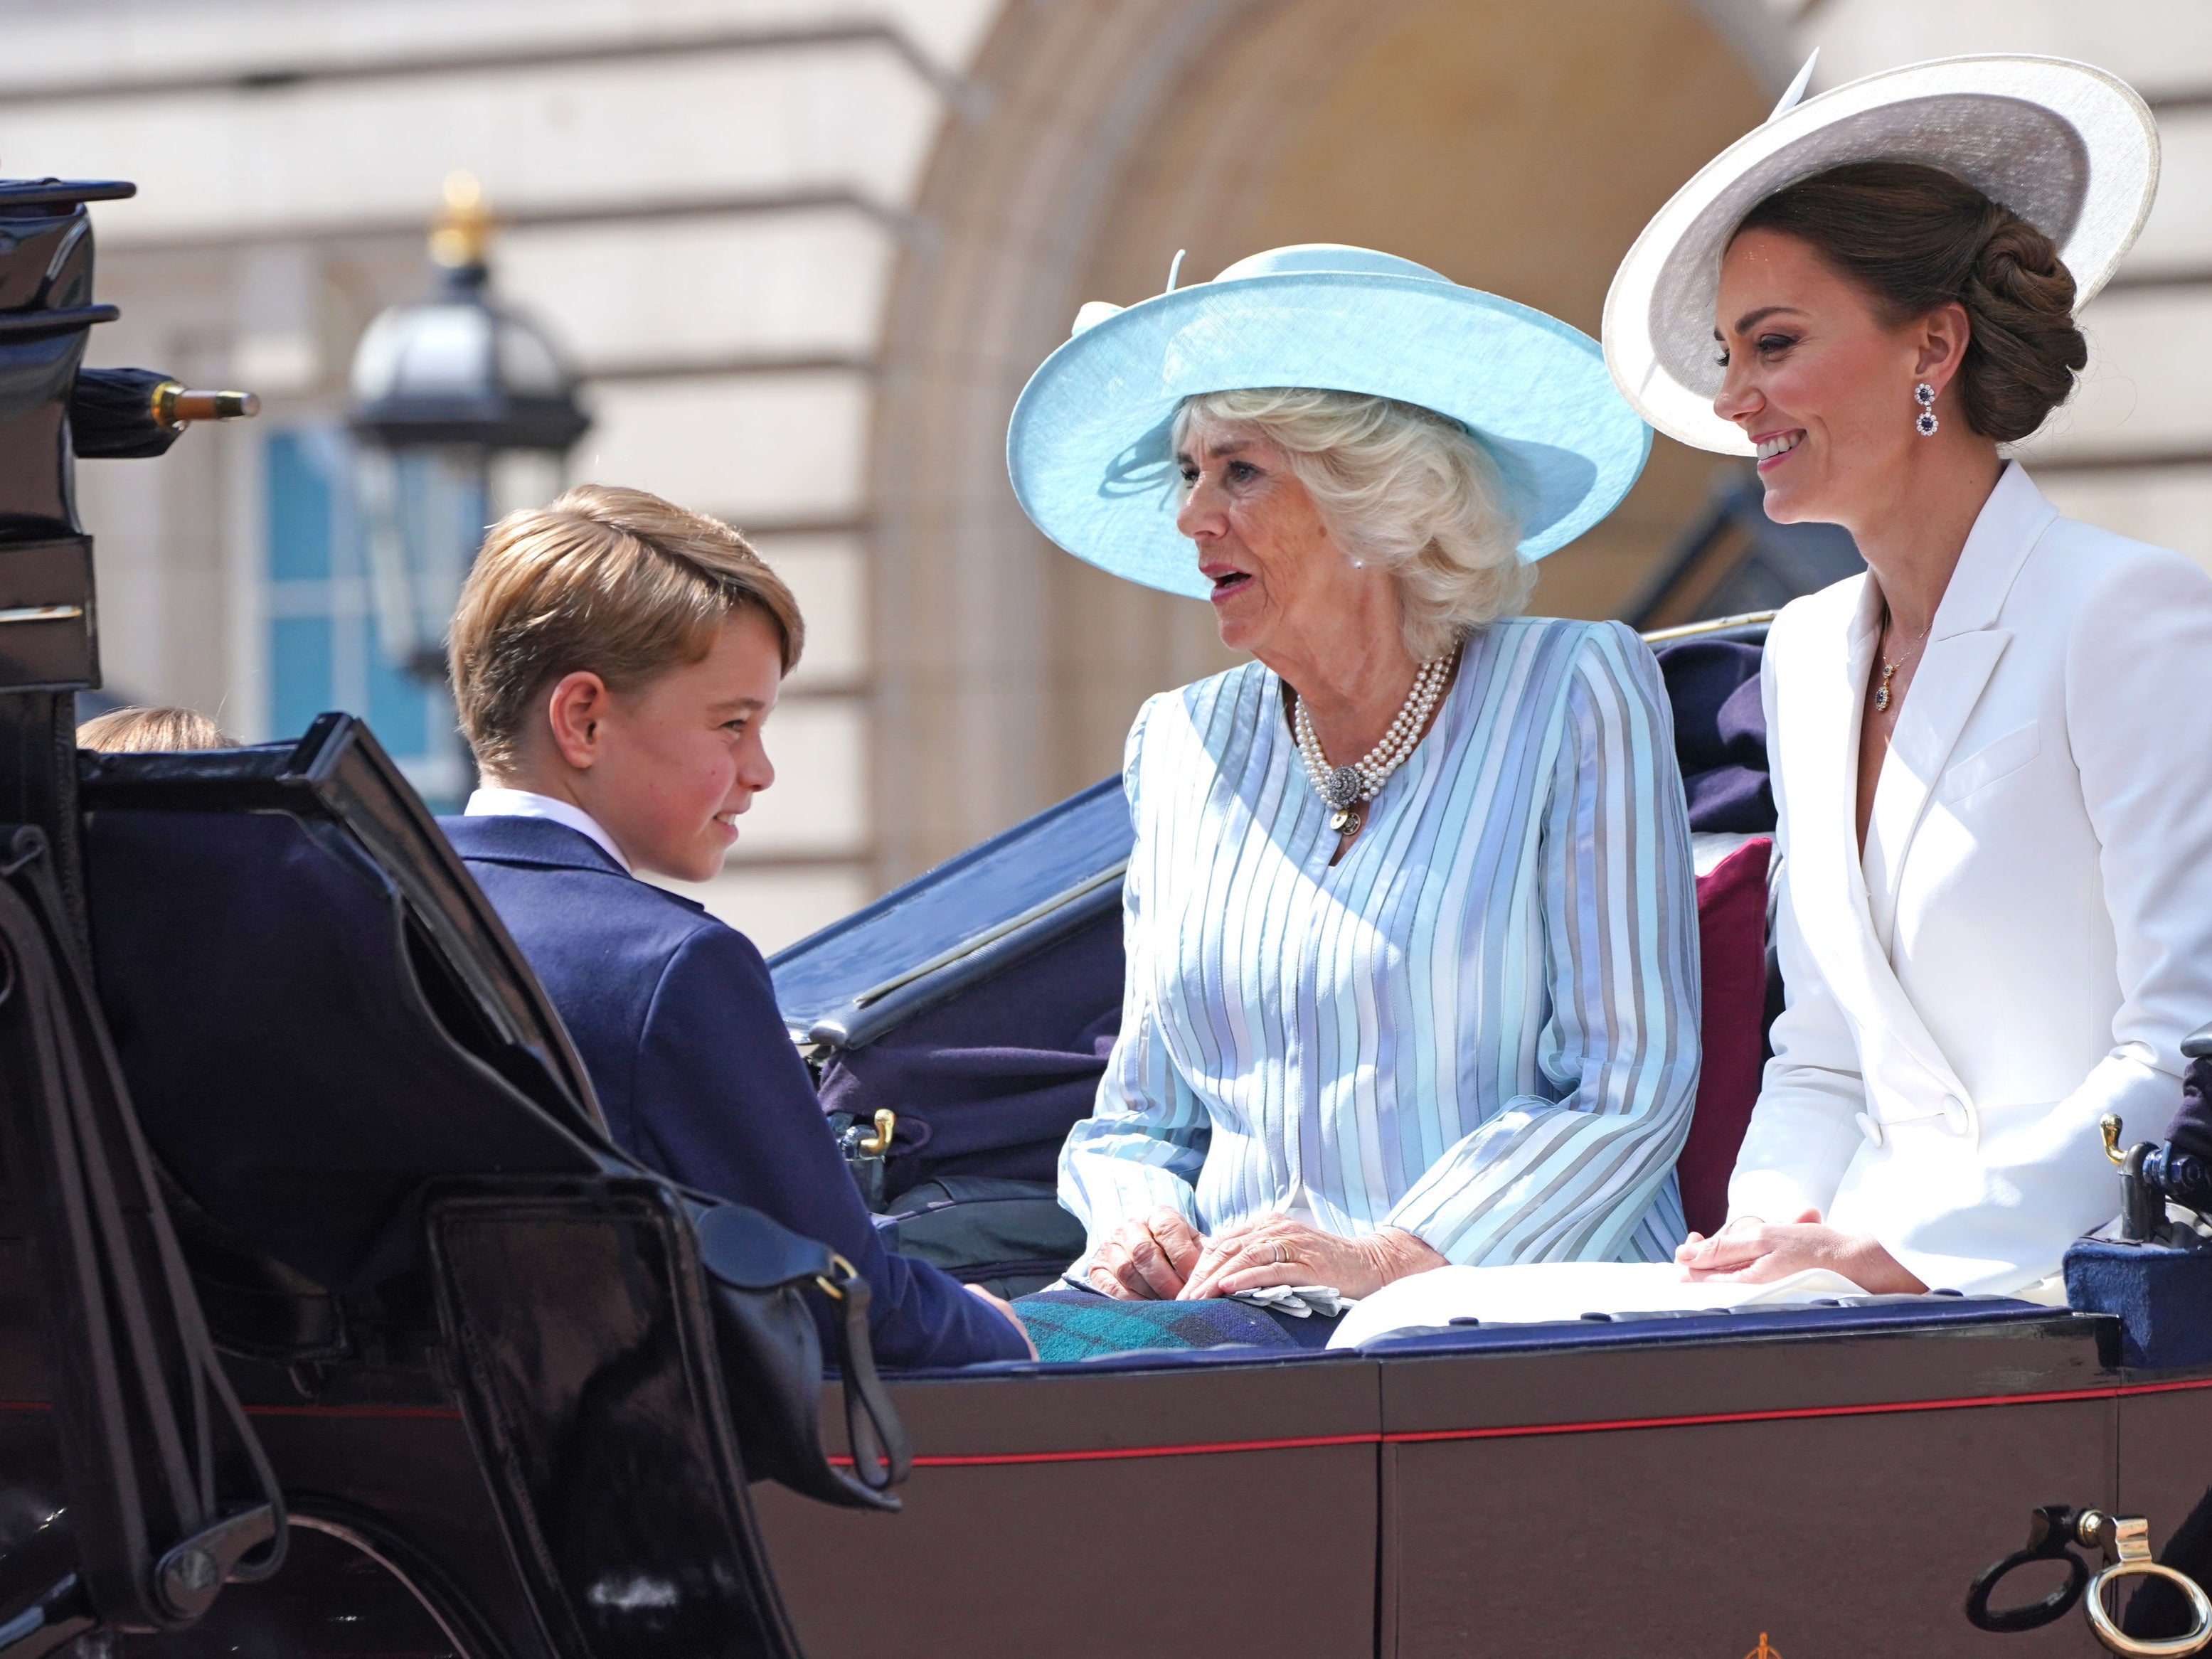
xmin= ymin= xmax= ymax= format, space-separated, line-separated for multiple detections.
xmin=1678 ymin=838 xmax=1772 ymax=1237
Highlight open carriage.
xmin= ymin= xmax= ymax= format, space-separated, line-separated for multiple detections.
xmin=6 ymin=174 xmax=2212 ymax=1659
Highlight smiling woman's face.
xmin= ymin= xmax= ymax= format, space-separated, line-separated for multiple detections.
xmin=1713 ymin=227 xmax=1934 ymax=525
xmin=1174 ymin=425 xmax=1387 ymax=659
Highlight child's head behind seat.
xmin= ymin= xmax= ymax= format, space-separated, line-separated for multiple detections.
xmin=449 ymin=484 xmax=804 ymax=883
xmin=78 ymin=705 xmax=235 ymax=752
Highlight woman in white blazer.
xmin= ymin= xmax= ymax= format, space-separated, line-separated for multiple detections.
xmin=1603 ymin=57 xmax=2212 ymax=1300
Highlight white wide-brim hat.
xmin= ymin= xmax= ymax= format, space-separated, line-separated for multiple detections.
xmin=1604 ymin=54 xmax=2159 ymax=456
xmin=1006 ymin=245 xmax=1652 ymax=600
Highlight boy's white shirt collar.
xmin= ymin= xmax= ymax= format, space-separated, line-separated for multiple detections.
xmin=464 ymin=786 xmax=632 ymax=874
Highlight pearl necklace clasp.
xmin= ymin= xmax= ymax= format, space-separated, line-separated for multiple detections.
xmin=1292 ymin=648 xmax=1456 ymax=836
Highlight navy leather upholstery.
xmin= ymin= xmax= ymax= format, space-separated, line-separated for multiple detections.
xmin=84 ymin=806 xmax=602 ymax=1292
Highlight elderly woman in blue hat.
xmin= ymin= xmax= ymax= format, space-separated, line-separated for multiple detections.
xmin=1010 ymin=245 xmax=1701 ymax=1347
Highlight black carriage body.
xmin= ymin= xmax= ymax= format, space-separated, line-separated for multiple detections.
xmin=755 ymin=1305 xmax=2154 ymax=1658
xmin=2 ymin=173 xmax=2211 ymax=1659
xmin=755 ymin=750 xmax=2212 ymax=1658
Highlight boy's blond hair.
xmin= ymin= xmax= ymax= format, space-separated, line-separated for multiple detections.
xmin=449 ymin=484 xmax=804 ymax=775
xmin=78 ymin=705 xmax=235 ymax=753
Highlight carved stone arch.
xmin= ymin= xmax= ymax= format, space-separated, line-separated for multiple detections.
xmin=871 ymin=0 xmax=1787 ymax=880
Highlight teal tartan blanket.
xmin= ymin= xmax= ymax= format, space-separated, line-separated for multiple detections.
xmin=1013 ymin=1286 xmax=1342 ymax=1362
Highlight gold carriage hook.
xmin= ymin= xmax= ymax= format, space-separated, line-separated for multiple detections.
xmin=2076 ymin=1510 xmax=2212 ymax=1656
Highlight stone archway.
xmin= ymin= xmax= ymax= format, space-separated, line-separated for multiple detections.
xmin=871 ymin=0 xmax=1787 ymax=881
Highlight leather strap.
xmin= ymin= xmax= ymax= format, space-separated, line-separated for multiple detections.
xmin=820 ymin=1260 xmax=912 ymax=1493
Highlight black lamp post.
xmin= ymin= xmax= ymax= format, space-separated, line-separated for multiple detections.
xmin=347 ymin=174 xmax=590 ymax=792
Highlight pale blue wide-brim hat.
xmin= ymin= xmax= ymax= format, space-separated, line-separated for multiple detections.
xmin=1006 ymin=244 xmax=1652 ymax=600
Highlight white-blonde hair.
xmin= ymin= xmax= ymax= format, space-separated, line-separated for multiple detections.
xmin=1171 ymin=387 xmax=1533 ymax=658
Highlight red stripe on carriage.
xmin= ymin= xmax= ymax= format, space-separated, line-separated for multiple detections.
xmin=5 ymin=1372 xmax=2212 ymax=1449
xmin=826 ymin=1373 xmax=2212 ymax=1467
xmin=1383 ymin=1379 xmax=2188 ymax=1444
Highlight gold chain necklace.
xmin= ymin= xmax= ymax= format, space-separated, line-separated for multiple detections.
xmin=1873 ymin=608 xmax=1930 ymax=715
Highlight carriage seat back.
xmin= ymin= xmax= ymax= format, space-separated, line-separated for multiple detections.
xmin=80 ymin=714 xmax=610 ymax=1298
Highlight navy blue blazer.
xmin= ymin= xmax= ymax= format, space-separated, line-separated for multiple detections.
xmin=439 ymin=814 xmax=1028 ymax=1369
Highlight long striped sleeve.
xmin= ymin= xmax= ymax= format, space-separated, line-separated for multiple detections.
xmin=1053 ymin=617 xmax=1701 ymax=1271
xmin=1382 ymin=625 xmax=1701 ymax=1263
xmin=1059 ymin=697 xmax=1213 ymax=1242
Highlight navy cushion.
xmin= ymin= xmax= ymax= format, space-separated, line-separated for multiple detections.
xmin=2064 ymin=1238 xmax=2212 ymax=1369
xmin=1654 ymin=638 xmax=1773 ymax=833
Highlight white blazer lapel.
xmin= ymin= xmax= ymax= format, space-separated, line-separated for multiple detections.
xmin=1868 ymin=466 xmax=2056 ymax=907
xmin=1776 ymin=582 xmax=1973 ymax=1108
xmin=1777 ymin=587 xmax=1908 ymax=1008
xmin=1787 ymin=465 xmax=2060 ymax=1115
xmin=1866 ymin=629 xmax=2011 ymax=912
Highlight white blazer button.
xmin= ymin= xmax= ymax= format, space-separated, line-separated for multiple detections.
xmin=1942 ymin=1095 xmax=1969 ymax=1135
xmin=1855 ymin=1112 xmax=1884 ymax=1148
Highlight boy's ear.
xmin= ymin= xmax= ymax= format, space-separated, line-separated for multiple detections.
xmin=544 ymin=671 xmax=613 ymax=772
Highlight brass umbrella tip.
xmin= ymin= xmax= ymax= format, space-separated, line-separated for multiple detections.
xmin=151 ymin=382 xmax=263 ymax=428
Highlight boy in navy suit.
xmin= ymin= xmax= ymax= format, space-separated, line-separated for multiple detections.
xmin=440 ymin=484 xmax=1031 ymax=1367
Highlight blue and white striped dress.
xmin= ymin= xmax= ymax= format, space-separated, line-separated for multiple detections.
xmin=1059 ymin=616 xmax=1701 ymax=1266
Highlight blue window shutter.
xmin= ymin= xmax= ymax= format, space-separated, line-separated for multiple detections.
xmin=264 ymin=425 xmax=464 ymax=807
xmin=366 ymin=636 xmax=432 ymax=756
xmin=266 ymin=431 xmax=332 ymax=582
xmin=268 ymin=614 xmax=333 ymax=740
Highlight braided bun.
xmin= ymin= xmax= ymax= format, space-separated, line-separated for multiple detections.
xmin=1735 ymin=162 xmax=2088 ymax=442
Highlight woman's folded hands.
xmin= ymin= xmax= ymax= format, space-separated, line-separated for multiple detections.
xmin=1086 ymin=1208 xmax=1445 ymax=1301
xmin=1084 ymin=1207 xmax=1930 ymax=1303
xmin=1674 ymin=1208 xmax=1926 ymax=1293
xmin=1088 ymin=1208 xmax=1207 ymax=1299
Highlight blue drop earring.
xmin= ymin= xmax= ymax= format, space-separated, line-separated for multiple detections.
xmin=1914 ymin=381 xmax=1939 ymax=437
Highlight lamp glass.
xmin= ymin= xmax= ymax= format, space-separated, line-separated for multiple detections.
xmin=351 ymin=303 xmax=495 ymax=402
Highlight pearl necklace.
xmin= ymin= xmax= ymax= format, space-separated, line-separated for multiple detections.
xmin=1292 ymin=649 xmax=1455 ymax=836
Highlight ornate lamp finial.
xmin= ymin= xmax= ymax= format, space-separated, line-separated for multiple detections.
xmin=428 ymin=170 xmax=491 ymax=270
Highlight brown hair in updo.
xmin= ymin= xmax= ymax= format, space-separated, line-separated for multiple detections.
xmin=1732 ymin=161 xmax=2088 ymax=442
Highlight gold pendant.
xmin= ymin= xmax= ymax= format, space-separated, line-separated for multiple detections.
xmin=1329 ymin=806 xmax=1363 ymax=836
xmin=1873 ymin=659 xmax=1897 ymax=713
